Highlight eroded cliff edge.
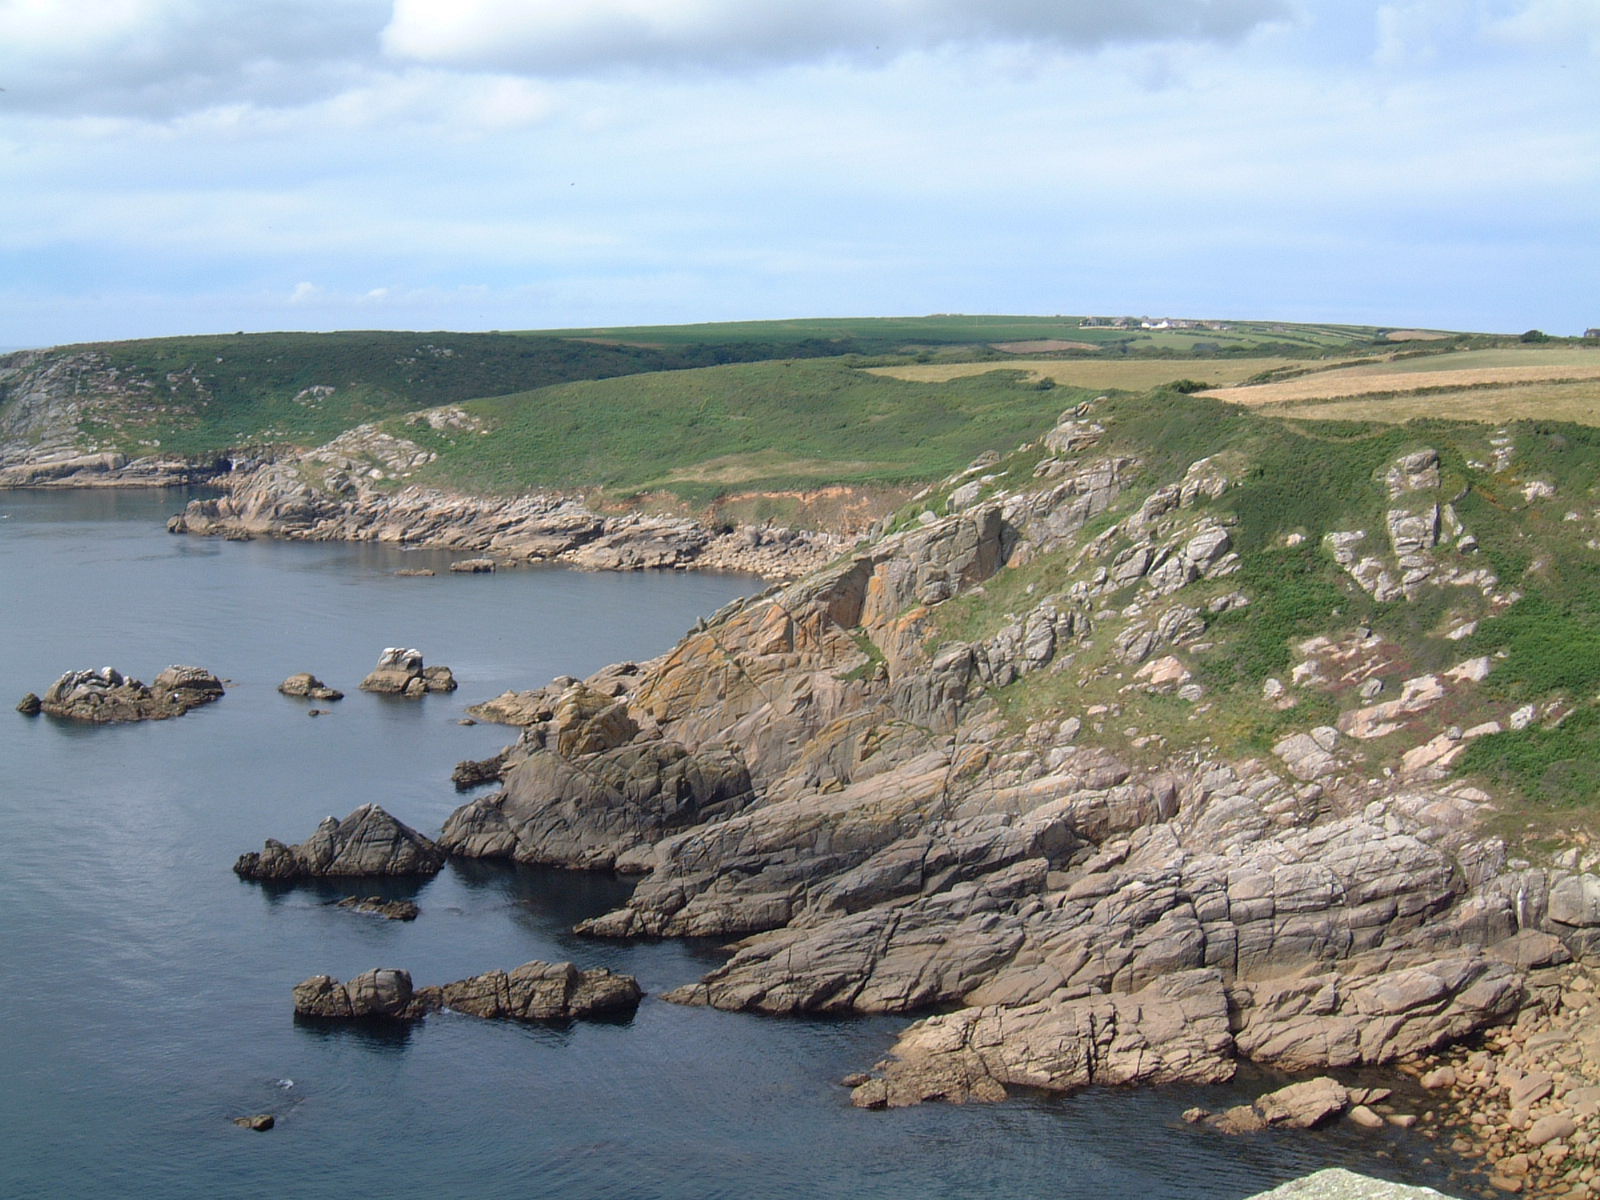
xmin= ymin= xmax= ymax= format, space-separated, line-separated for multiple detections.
xmin=437 ymin=395 xmax=1600 ymax=1107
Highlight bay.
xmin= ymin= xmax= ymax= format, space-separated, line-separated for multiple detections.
xmin=0 ymin=488 xmax=1470 ymax=1199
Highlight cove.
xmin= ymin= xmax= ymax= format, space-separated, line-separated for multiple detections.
xmin=0 ymin=488 xmax=1465 ymax=1200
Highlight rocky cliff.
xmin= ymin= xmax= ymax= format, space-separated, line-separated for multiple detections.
xmin=438 ymin=393 xmax=1600 ymax=1108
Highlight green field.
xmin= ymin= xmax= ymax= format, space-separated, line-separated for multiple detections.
xmin=864 ymin=356 xmax=1319 ymax=390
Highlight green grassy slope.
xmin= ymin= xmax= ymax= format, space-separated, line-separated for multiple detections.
xmin=397 ymin=358 xmax=1081 ymax=504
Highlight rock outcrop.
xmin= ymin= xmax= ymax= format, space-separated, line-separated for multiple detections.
xmin=292 ymin=962 xmax=641 ymax=1022
xmin=25 ymin=665 xmax=224 ymax=722
xmin=0 ymin=349 xmax=230 ymax=487
xmin=358 ymin=648 xmax=456 ymax=697
xmin=233 ymin=804 xmax=445 ymax=879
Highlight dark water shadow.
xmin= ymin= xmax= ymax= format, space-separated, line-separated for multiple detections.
xmin=291 ymin=1013 xmax=420 ymax=1049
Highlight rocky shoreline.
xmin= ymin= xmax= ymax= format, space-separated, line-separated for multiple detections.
xmin=166 ymin=455 xmax=844 ymax=580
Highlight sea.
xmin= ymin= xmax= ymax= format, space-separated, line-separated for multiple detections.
xmin=0 ymin=487 xmax=1478 ymax=1199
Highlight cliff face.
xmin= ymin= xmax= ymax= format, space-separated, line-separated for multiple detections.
xmin=439 ymin=396 xmax=1600 ymax=1105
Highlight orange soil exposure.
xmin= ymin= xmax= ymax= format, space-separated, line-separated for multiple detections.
xmin=1383 ymin=330 xmax=1454 ymax=341
xmin=1204 ymin=364 xmax=1600 ymax=406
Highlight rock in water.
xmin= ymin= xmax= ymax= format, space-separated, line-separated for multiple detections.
xmin=451 ymin=750 xmax=508 ymax=791
xmin=359 ymin=647 xmax=457 ymax=696
xmin=232 ymin=1114 xmax=275 ymax=1132
xmin=439 ymin=961 xmax=642 ymax=1020
xmin=292 ymin=961 xmax=640 ymax=1022
xmin=16 ymin=692 xmax=41 ymax=715
xmin=31 ymin=665 xmax=224 ymax=722
xmin=293 ymin=968 xmax=431 ymax=1018
xmin=335 ymin=896 xmax=421 ymax=921
xmin=233 ymin=804 xmax=445 ymax=879
xmin=278 ymin=672 xmax=344 ymax=701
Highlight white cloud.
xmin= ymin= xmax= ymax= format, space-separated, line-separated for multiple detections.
xmin=1487 ymin=0 xmax=1600 ymax=57
xmin=0 ymin=0 xmax=387 ymax=115
xmin=381 ymin=0 xmax=1291 ymax=74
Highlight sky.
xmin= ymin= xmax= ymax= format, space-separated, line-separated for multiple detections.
xmin=0 ymin=0 xmax=1596 ymax=348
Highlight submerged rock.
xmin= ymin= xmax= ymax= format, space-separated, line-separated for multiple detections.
xmin=335 ymin=896 xmax=420 ymax=921
xmin=359 ymin=647 xmax=456 ymax=696
xmin=233 ymin=804 xmax=444 ymax=879
xmin=30 ymin=665 xmax=223 ymax=723
xmin=292 ymin=961 xmax=641 ymax=1022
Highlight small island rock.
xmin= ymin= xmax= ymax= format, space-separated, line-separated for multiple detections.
xmin=232 ymin=1114 xmax=275 ymax=1132
xmin=16 ymin=692 xmax=41 ymax=715
xmin=233 ymin=804 xmax=445 ymax=879
xmin=31 ymin=665 xmax=223 ymax=723
xmin=359 ymin=648 xmax=457 ymax=696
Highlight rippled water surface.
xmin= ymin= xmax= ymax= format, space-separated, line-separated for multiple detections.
xmin=1 ymin=489 xmax=1470 ymax=1199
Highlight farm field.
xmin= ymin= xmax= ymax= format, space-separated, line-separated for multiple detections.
xmin=864 ymin=356 xmax=1321 ymax=390
xmin=1204 ymin=347 xmax=1600 ymax=408
xmin=1261 ymin=379 xmax=1600 ymax=426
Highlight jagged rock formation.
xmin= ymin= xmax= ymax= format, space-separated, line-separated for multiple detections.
xmin=233 ymin=804 xmax=444 ymax=879
xmin=359 ymin=648 xmax=457 ymax=697
xmin=24 ymin=665 xmax=224 ymax=722
xmin=278 ymin=672 xmax=343 ymax=700
xmin=292 ymin=962 xmax=641 ymax=1021
xmin=436 ymin=403 xmax=1600 ymax=1108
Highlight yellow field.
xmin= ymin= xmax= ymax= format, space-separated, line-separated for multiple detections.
xmin=1263 ymin=380 xmax=1600 ymax=426
xmin=865 ymin=357 xmax=1315 ymax=391
xmin=1206 ymin=363 xmax=1600 ymax=407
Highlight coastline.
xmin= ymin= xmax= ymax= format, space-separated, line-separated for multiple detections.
xmin=162 ymin=460 xmax=847 ymax=581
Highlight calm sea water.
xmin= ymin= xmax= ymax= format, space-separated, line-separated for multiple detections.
xmin=0 ymin=488 xmax=1474 ymax=1200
